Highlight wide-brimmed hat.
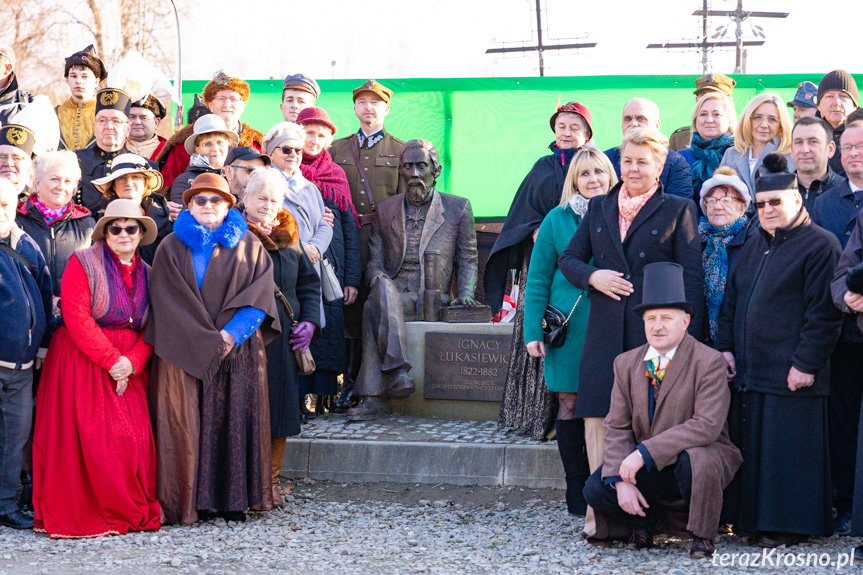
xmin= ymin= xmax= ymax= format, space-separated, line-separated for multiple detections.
xmin=182 ymin=172 xmax=236 ymax=208
xmin=632 ymin=262 xmax=695 ymax=316
xmin=184 ymin=114 xmax=239 ymax=155
xmin=550 ymin=102 xmax=593 ymax=139
xmin=296 ymin=107 xmax=337 ymax=135
xmin=92 ymin=198 xmax=158 ymax=246
xmin=91 ymin=153 xmax=163 ymax=196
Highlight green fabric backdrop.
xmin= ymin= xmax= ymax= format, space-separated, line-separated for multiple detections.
xmin=181 ymin=74 xmax=852 ymax=217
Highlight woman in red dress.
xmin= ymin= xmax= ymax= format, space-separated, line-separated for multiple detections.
xmin=32 ymin=199 xmax=161 ymax=538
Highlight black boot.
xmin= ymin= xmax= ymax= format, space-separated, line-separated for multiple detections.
xmin=17 ymin=470 xmax=33 ymax=512
xmin=555 ymin=419 xmax=589 ymax=517
xmin=334 ymin=338 xmax=362 ymax=413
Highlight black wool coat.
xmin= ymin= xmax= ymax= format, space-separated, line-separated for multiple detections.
xmin=716 ymin=208 xmax=842 ymax=397
xmin=310 ymin=198 xmax=361 ymax=373
xmin=558 ymin=182 xmax=705 ymax=418
xmin=248 ymin=210 xmax=321 ymax=439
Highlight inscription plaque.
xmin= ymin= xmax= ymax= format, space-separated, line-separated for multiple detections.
xmin=423 ymin=332 xmax=512 ymax=401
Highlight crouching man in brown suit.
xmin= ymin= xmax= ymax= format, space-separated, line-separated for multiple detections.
xmin=583 ymin=262 xmax=742 ymax=559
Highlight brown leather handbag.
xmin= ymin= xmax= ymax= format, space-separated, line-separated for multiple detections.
xmin=274 ymin=284 xmax=316 ymax=375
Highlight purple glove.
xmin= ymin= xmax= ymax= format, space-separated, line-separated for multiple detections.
xmin=289 ymin=321 xmax=315 ymax=352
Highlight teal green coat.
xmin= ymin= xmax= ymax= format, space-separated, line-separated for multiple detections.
xmin=524 ymin=205 xmax=590 ymax=393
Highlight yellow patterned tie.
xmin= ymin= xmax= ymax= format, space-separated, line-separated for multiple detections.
xmin=645 ymin=357 xmax=666 ymax=389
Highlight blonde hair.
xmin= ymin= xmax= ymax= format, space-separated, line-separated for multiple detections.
xmin=621 ymin=127 xmax=669 ymax=169
xmin=560 ymin=148 xmax=618 ymax=207
xmin=691 ymin=92 xmax=738 ymax=136
xmin=734 ymin=93 xmax=792 ymax=155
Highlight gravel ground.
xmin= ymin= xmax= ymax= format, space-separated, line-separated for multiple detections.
xmin=2 ymin=479 xmax=861 ymax=575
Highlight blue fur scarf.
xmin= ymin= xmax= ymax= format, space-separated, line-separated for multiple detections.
xmin=173 ymin=208 xmax=248 ymax=252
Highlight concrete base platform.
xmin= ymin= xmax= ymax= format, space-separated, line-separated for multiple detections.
xmin=282 ymin=414 xmax=564 ymax=489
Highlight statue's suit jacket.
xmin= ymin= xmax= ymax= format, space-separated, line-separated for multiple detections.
xmin=365 ymin=190 xmax=478 ymax=304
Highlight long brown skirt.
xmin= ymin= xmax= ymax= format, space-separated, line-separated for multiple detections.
xmin=149 ymin=331 xmax=274 ymax=524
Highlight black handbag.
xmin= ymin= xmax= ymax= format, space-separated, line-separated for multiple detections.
xmin=541 ymin=293 xmax=583 ymax=348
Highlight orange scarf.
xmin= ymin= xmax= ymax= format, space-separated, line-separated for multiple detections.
xmin=618 ymin=183 xmax=658 ymax=241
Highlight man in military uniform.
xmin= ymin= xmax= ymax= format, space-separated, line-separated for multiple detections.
xmin=55 ymin=45 xmax=106 ymax=151
xmin=669 ymin=73 xmax=736 ymax=151
xmin=330 ymin=79 xmax=405 ymax=412
xmin=75 ymin=87 xmax=156 ymax=212
xmin=0 ymin=45 xmax=34 ymax=127
xmin=346 ymin=140 xmax=479 ymax=421
xmin=126 ymin=94 xmax=167 ymax=161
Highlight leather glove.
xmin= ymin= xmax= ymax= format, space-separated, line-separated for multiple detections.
xmin=289 ymin=321 xmax=315 ymax=352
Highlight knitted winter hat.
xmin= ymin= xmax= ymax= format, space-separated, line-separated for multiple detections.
xmin=817 ymin=70 xmax=859 ymax=107
xmin=755 ymin=153 xmax=797 ymax=193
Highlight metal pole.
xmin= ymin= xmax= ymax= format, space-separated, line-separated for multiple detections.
xmin=701 ymin=0 xmax=708 ymax=74
xmin=167 ymin=0 xmax=183 ymax=129
xmin=734 ymin=0 xmax=743 ymax=74
xmin=535 ymin=0 xmax=545 ymax=76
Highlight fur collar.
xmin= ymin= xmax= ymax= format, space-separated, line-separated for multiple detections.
xmin=173 ymin=208 xmax=247 ymax=251
xmin=245 ymin=208 xmax=299 ymax=251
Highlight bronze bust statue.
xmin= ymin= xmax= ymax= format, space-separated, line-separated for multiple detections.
xmin=346 ymin=139 xmax=480 ymax=421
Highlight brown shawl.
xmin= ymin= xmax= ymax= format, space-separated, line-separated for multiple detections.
xmin=145 ymin=229 xmax=280 ymax=383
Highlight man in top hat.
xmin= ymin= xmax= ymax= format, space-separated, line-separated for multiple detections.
xmin=582 ymin=262 xmax=741 ymax=559
xmin=224 ymin=146 xmax=270 ymax=200
xmin=55 ymin=45 xmax=106 ymax=151
xmin=126 ymin=95 xmax=167 ymax=161
xmin=603 ymin=98 xmax=694 ymax=199
xmin=75 ymin=88 xmax=157 ymax=212
xmin=717 ymin=153 xmax=843 ymax=547
xmin=0 ymin=124 xmax=36 ymax=199
xmin=330 ymin=79 xmax=405 ymax=413
xmin=0 ymin=45 xmax=34 ymax=127
xmin=156 ymin=71 xmax=263 ymax=190
xmin=280 ymin=74 xmax=319 ymax=122
xmin=669 ymin=73 xmax=736 ymax=151
xmin=817 ymin=70 xmax=860 ymax=174
xmin=788 ymin=81 xmax=818 ymax=124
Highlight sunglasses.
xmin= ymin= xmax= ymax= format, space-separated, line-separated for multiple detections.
xmin=278 ymin=146 xmax=303 ymax=156
xmin=754 ymin=198 xmax=785 ymax=210
xmin=192 ymin=196 xmax=226 ymax=206
xmin=106 ymin=225 xmax=141 ymax=236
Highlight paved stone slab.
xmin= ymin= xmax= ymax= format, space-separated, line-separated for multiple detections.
xmin=504 ymin=444 xmax=565 ymax=490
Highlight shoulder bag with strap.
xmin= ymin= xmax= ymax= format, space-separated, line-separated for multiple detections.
xmin=274 ymin=283 xmax=316 ymax=375
xmin=349 ymin=136 xmax=378 ymax=227
xmin=0 ymin=242 xmax=35 ymax=278
xmin=541 ymin=293 xmax=584 ymax=348
xmin=292 ymin=203 xmax=344 ymax=303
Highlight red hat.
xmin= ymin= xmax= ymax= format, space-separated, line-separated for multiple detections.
xmin=550 ymin=102 xmax=593 ymax=139
xmin=296 ymin=106 xmax=337 ymax=136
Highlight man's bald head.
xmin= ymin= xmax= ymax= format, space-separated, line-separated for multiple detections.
xmin=622 ymin=98 xmax=661 ymax=135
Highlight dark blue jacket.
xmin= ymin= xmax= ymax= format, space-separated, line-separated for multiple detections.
xmin=603 ymin=146 xmax=694 ymax=201
xmin=801 ymin=169 xmax=845 ymax=217
xmin=0 ymin=229 xmax=55 ymax=367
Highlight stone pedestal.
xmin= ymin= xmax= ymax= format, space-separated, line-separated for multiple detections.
xmin=391 ymin=321 xmax=514 ymax=422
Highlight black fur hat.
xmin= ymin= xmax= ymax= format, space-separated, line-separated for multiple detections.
xmin=755 ymin=152 xmax=797 ymax=193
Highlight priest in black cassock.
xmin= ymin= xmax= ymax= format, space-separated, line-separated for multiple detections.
xmin=716 ymin=153 xmax=842 ymax=548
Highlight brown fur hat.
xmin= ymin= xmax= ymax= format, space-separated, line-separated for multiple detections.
xmin=203 ymin=70 xmax=250 ymax=104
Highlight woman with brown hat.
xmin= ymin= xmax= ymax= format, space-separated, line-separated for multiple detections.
xmin=296 ymin=106 xmax=361 ymax=415
xmin=484 ymin=101 xmax=594 ymax=441
xmin=32 ymin=199 xmax=161 ymax=538
xmin=146 ymin=173 xmax=280 ymax=524
xmin=91 ymin=152 xmax=171 ymax=264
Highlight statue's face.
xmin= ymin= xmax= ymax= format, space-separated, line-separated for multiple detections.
xmin=400 ymin=147 xmax=435 ymax=205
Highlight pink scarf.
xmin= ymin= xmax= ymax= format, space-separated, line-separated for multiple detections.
xmin=31 ymin=196 xmax=71 ymax=225
xmin=618 ymin=183 xmax=658 ymax=241
xmin=300 ymin=149 xmax=360 ymax=228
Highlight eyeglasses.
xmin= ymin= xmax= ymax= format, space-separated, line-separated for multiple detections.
xmin=278 ymin=146 xmax=303 ymax=156
xmin=106 ymin=224 xmax=140 ymax=236
xmin=750 ymin=114 xmax=779 ymax=126
xmin=212 ymin=96 xmax=244 ymax=105
xmin=95 ymin=118 xmax=129 ymax=128
xmin=840 ymin=144 xmax=863 ymax=153
xmin=704 ymin=196 xmax=742 ymax=207
xmin=754 ymin=198 xmax=785 ymax=210
xmin=191 ymin=196 xmax=226 ymax=206
xmin=0 ymin=154 xmax=27 ymax=164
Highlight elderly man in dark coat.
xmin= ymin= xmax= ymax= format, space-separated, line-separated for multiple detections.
xmin=346 ymin=140 xmax=479 ymax=422
xmin=717 ymin=153 xmax=843 ymax=548
xmin=583 ymin=262 xmax=741 ymax=559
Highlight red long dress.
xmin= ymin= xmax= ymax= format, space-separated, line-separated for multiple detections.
xmin=33 ymin=254 xmax=160 ymax=538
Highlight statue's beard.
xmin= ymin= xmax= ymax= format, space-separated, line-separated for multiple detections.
xmin=407 ymin=183 xmax=430 ymax=205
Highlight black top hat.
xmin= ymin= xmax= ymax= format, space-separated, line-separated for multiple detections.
xmin=95 ymin=88 xmax=132 ymax=117
xmin=0 ymin=124 xmax=36 ymax=156
xmin=632 ymin=262 xmax=695 ymax=316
